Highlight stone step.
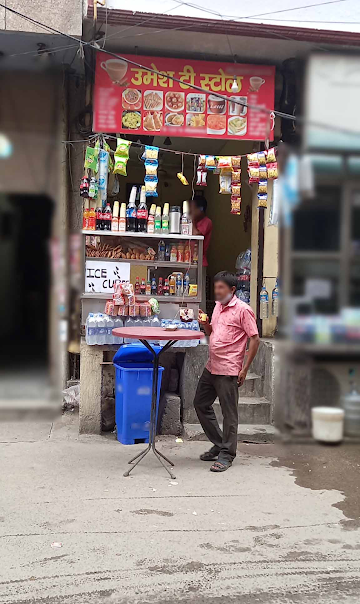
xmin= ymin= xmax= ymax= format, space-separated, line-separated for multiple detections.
xmin=183 ymin=422 xmax=277 ymax=444
xmin=214 ymin=396 xmax=271 ymax=425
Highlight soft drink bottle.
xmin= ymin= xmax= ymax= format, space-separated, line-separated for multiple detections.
xmin=126 ymin=186 xmax=137 ymax=232
xmin=96 ymin=313 xmax=106 ymax=345
xmin=151 ymin=277 xmax=157 ymax=295
xmin=96 ymin=206 xmax=103 ymax=230
xmin=137 ymin=186 xmax=148 ymax=233
xmin=103 ymin=203 xmax=112 ymax=231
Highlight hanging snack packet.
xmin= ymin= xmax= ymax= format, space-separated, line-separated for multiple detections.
xmin=248 ymin=165 xmax=260 ymax=183
xmin=177 ymin=172 xmax=189 ymax=185
xmin=113 ymin=155 xmax=128 ymax=176
xmin=231 ymin=184 xmax=241 ymax=196
xmin=257 ymin=193 xmax=268 ymax=208
xmin=144 ymin=145 xmax=159 ymax=160
xmin=205 ymin=155 xmax=216 ymax=170
xmin=267 ymin=162 xmax=279 ymax=179
xmin=247 ymin=152 xmax=259 ymax=165
xmin=145 ymin=160 xmax=158 ymax=177
xmin=198 ymin=155 xmax=206 ymax=166
xmin=257 ymin=151 xmax=267 ymax=165
xmin=231 ymin=169 xmax=241 ymax=184
xmin=116 ymin=138 xmax=131 ymax=158
xmin=259 ymin=164 xmax=267 ymax=179
xmin=145 ymin=179 xmax=158 ymax=197
xmin=197 ymin=167 xmax=207 ymax=186
xmin=258 ymin=179 xmax=268 ymax=194
xmin=231 ymin=195 xmax=241 ymax=215
xmin=84 ymin=146 xmax=99 ymax=172
xmin=219 ymin=173 xmax=232 ymax=194
xmin=266 ymin=147 xmax=276 ymax=163
xmin=231 ymin=156 xmax=241 ymax=169
xmin=218 ymin=156 xmax=232 ymax=170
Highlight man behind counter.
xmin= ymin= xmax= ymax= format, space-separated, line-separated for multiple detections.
xmin=189 ymin=195 xmax=212 ymax=306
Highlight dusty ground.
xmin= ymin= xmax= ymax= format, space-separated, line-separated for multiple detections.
xmin=1 ymin=414 xmax=360 ymax=604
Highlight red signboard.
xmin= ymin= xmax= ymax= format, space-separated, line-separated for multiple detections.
xmin=94 ymin=52 xmax=275 ymax=141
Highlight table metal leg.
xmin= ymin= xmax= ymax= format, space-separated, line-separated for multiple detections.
xmin=124 ymin=339 xmax=177 ymax=479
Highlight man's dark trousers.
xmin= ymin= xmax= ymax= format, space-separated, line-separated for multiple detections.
xmin=194 ymin=368 xmax=238 ymax=461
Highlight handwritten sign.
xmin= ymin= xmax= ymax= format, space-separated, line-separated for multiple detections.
xmin=94 ymin=52 xmax=275 ymax=141
xmin=85 ymin=260 xmax=130 ymax=293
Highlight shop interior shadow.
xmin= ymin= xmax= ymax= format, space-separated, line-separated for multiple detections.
xmin=0 ymin=194 xmax=53 ymax=409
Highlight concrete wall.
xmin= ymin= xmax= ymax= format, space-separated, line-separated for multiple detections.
xmin=0 ymin=0 xmax=83 ymax=36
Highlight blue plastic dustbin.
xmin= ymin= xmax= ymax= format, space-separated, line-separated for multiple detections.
xmin=113 ymin=344 xmax=164 ymax=445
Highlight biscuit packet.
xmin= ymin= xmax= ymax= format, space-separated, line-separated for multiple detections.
xmin=231 ymin=156 xmax=241 ymax=169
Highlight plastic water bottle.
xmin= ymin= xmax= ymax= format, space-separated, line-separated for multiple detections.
xmin=272 ymin=278 xmax=279 ymax=317
xmin=260 ymin=285 xmax=269 ymax=320
xmin=113 ymin=317 xmax=123 ymax=345
xmin=97 ymin=313 xmax=106 ymax=345
xmin=191 ymin=320 xmax=200 ymax=347
xmin=86 ymin=313 xmax=97 ymax=345
xmin=148 ymin=315 xmax=160 ymax=346
xmin=124 ymin=316 xmax=135 ymax=344
xmin=105 ymin=315 xmax=115 ymax=344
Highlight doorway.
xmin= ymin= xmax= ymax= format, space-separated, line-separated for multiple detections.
xmin=0 ymin=194 xmax=53 ymax=402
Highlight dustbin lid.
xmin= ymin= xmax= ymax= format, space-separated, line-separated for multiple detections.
xmin=113 ymin=343 xmax=161 ymax=365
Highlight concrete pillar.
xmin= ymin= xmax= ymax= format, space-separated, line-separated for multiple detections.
xmin=79 ymin=338 xmax=103 ymax=434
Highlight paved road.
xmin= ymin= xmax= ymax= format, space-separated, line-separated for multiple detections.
xmin=1 ymin=415 xmax=360 ymax=603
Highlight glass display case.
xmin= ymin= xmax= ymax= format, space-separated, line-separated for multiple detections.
xmin=80 ymin=229 xmax=204 ymax=324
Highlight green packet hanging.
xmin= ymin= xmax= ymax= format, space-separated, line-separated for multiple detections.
xmin=113 ymin=138 xmax=131 ymax=176
xmin=115 ymin=138 xmax=131 ymax=159
xmin=113 ymin=155 xmax=128 ymax=176
xmin=84 ymin=146 xmax=99 ymax=172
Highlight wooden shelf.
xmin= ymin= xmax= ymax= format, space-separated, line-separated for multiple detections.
xmin=81 ymin=293 xmax=200 ymax=302
xmin=82 ymin=230 xmax=203 ymax=241
xmin=85 ymin=257 xmax=198 ymax=268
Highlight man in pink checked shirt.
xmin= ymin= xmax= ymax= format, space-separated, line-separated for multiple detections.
xmin=194 ymin=271 xmax=260 ymax=472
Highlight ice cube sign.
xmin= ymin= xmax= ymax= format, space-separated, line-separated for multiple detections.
xmin=85 ymin=260 xmax=130 ymax=293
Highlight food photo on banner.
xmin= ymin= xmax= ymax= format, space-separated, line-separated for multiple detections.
xmin=93 ymin=53 xmax=275 ymax=141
